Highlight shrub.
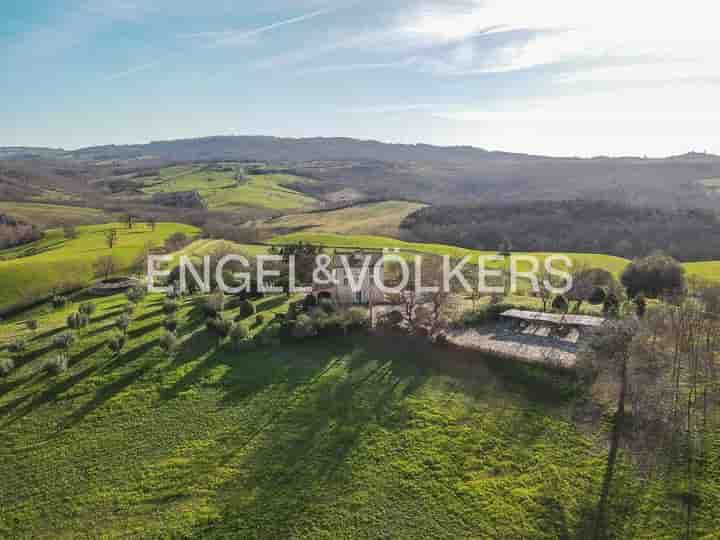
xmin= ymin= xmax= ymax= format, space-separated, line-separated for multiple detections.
xmin=621 ymin=253 xmax=686 ymax=299
xmin=8 ymin=338 xmax=27 ymax=355
xmin=634 ymin=294 xmax=647 ymax=318
xmin=67 ymin=312 xmax=89 ymax=331
xmin=123 ymin=303 xmax=136 ymax=316
xmin=25 ymin=319 xmax=38 ymax=332
xmin=53 ymin=333 xmax=76 ymax=354
xmin=255 ymin=314 xmax=265 ymax=326
xmin=79 ymin=302 xmax=96 ymax=317
xmin=164 ymin=316 xmax=179 ymax=332
xmin=588 ymin=287 xmax=607 ymax=305
xmin=238 ymin=299 xmax=256 ymax=319
xmin=304 ymin=294 xmax=318 ymax=309
xmin=230 ymin=323 xmax=249 ymax=350
xmin=205 ymin=291 xmax=226 ymax=316
xmin=163 ymin=298 xmax=180 ymax=315
xmin=291 ymin=314 xmax=317 ymax=339
xmin=158 ymin=331 xmax=179 ymax=356
xmin=44 ymin=356 xmax=68 ymax=375
xmin=206 ymin=315 xmax=234 ymax=345
xmin=126 ymin=286 xmax=147 ymax=305
xmin=318 ymin=299 xmax=336 ymax=314
xmin=116 ymin=314 xmax=131 ymax=333
xmin=63 ymin=223 xmax=78 ymax=239
xmin=164 ymin=232 xmax=191 ymax=252
xmin=344 ymin=307 xmax=369 ymax=330
xmin=107 ymin=332 xmax=126 ymax=355
xmin=52 ymin=295 xmax=68 ymax=310
xmin=603 ymin=293 xmax=621 ymax=318
xmin=0 ymin=358 xmax=15 ymax=377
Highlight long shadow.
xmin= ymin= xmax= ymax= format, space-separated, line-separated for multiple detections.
xmin=127 ymin=321 xmax=164 ymax=339
xmin=183 ymin=338 xmax=421 ymax=539
xmin=2 ymin=362 xmax=101 ymax=428
xmin=63 ymin=339 xmax=160 ymax=428
xmin=89 ymin=308 xmax=126 ymax=325
xmin=33 ymin=325 xmax=69 ymax=342
xmin=85 ymin=322 xmax=120 ymax=337
xmin=132 ymin=308 xmax=164 ymax=323
xmin=159 ymin=339 xmax=220 ymax=401
xmin=255 ymin=295 xmax=287 ymax=313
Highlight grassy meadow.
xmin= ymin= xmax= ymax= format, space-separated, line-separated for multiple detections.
xmin=0 ymin=222 xmax=198 ymax=313
xmin=264 ymin=200 xmax=427 ymax=236
xmin=141 ymin=166 xmax=318 ymax=211
xmin=270 ymin=232 xmax=720 ymax=282
xmin=270 ymin=232 xmax=632 ymax=274
xmin=0 ymin=202 xmax=112 ymax=229
xmin=1 ymin=290 xmax=716 ymax=539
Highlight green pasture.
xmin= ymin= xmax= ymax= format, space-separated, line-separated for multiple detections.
xmin=1 ymin=289 xmax=714 ymax=538
xmin=141 ymin=166 xmax=318 ymax=211
xmin=0 ymin=202 xmax=112 ymax=229
xmin=0 ymin=222 xmax=198 ymax=313
xmin=264 ymin=200 xmax=427 ymax=236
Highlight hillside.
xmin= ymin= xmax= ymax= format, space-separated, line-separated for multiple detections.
xmin=4 ymin=136 xmax=720 ymax=210
xmin=1 ymin=291 xmax=717 ymax=538
xmin=0 ymin=222 xmax=198 ymax=314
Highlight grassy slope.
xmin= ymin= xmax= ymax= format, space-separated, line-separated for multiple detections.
xmin=270 ymin=232 xmax=632 ymax=274
xmin=683 ymin=261 xmax=720 ymax=282
xmin=142 ymin=166 xmax=318 ymax=211
xmin=0 ymin=222 xmax=198 ymax=312
xmin=270 ymin=232 xmax=720 ymax=281
xmin=265 ymin=201 xmax=427 ymax=236
xmin=0 ymin=293 xmax=715 ymax=538
xmin=0 ymin=202 xmax=111 ymax=229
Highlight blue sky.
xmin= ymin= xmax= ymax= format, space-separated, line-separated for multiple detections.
xmin=2 ymin=0 xmax=719 ymax=156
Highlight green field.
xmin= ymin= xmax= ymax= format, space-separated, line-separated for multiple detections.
xmin=0 ymin=222 xmax=198 ymax=313
xmin=269 ymin=232 xmax=632 ymax=274
xmin=270 ymin=232 xmax=720 ymax=282
xmin=1 ymin=290 xmax=715 ymax=538
xmin=265 ymin=200 xmax=427 ymax=236
xmin=142 ymin=166 xmax=318 ymax=211
xmin=684 ymin=261 xmax=720 ymax=281
xmin=0 ymin=202 xmax=112 ymax=229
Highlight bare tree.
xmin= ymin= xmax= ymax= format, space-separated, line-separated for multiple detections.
xmin=105 ymin=229 xmax=118 ymax=249
xmin=93 ymin=255 xmax=119 ymax=280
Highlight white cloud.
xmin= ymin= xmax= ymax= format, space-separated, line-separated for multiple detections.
xmin=397 ymin=0 xmax=720 ymax=78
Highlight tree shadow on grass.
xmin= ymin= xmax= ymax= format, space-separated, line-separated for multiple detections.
xmin=182 ymin=338 xmax=430 ymax=539
xmin=255 ymin=295 xmax=287 ymax=313
xmin=132 ymin=308 xmax=164 ymax=323
xmin=127 ymin=321 xmax=164 ymax=340
xmin=0 ymin=344 xmax=107 ymax=428
xmin=62 ymin=339 xmax=160 ymax=429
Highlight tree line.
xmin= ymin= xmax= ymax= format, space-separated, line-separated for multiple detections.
xmin=401 ymin=200 xmax=720 ymax=261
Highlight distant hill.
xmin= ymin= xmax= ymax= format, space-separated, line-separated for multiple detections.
xmin=3 ymin=135 xmax=720 ymax=209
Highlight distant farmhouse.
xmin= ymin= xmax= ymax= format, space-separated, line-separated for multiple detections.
xmin=311 ymin=252 xmax=386 ymax=305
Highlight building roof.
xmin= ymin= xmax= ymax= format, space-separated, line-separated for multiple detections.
xmin=501 ymin=309 xmax=606 ymax=328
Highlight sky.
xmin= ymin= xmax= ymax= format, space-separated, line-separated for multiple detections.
xmin=2 ymin=0 xmax=719 ymax=157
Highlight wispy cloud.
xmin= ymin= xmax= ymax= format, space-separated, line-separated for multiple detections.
xmin=102 ymin=61 xmax=161 ymax=81
xmin=184 ymin=7 xmax=336 ymax=47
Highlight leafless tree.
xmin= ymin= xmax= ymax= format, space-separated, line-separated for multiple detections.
xmin=93 ymin=255 xmax=119 ymax=280
xmin=105 ymin=229 xmax=118 ymax=249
